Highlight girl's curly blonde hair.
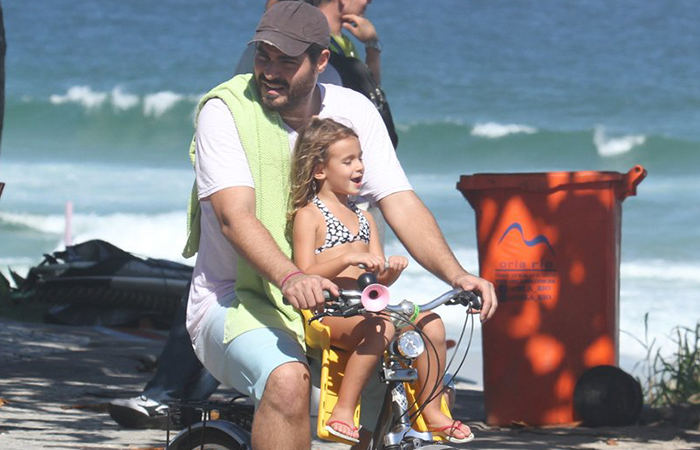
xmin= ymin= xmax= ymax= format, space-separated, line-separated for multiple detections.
xmin=288 ymin=117 xmax=358 ymax=224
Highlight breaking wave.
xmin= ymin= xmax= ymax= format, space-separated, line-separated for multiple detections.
xmin=47 ymin=85 xmax=199 ymax=117
xmin=471 ymin=122 xmax=538 ymax=139
xmin=0 ymin=210 xmax=190 ymax=264
xmin=593 ymin=125 xmax=647 ymax=157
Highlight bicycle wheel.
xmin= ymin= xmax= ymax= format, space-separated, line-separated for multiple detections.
xmin=413 ymin=445 xmax=458 ymax=450
xmin=168 ymin=427 xmax=248 ymax=450
xmin=370 ymin=440 xmax=457 ymax=450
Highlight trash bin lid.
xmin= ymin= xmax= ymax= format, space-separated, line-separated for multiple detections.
xmin=457 ymin=165 xmax=645 ymax=199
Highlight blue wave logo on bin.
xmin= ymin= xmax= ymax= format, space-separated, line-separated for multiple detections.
xmin=498 ymin=222 xmax=555 ymax=255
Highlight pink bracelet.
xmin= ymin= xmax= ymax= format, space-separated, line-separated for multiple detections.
xmin=280 ymin=270 xmax=303 ymax=288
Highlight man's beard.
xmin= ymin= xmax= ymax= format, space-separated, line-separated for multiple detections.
xmin=257 ymin=69 xmax=316 ymax=114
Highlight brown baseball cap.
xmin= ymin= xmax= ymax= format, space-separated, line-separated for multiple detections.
xmin=249 ymin=2 xmax=330 ymax=57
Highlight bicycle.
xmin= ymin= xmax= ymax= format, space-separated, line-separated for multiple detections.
xmin=166 ymin=273 xmax=481 ymax=450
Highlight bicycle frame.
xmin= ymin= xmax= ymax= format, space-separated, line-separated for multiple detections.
xmin=370 ymin=352 xmax=436 ymax=449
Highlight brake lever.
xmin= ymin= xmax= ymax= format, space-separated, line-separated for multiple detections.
xmin=308 ymin=300 xmax=366 ymax=323
xmin=308 ymin=302 xmax=341 ymax=324
xmin=308 ymin=312 xmax=330 ymax=324
xmin=340 ymin=303 xmax=365 ymax=317
xmin=448 ymin=290 xmax=482 ymax=311
xmin=465 ymin=291 xmax=482 ymax=310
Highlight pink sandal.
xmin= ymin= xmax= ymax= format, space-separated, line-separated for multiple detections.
xmin=429 ymin=420 xmax=475 ymax=443
xmin=325 ymin=419 xmax=360 ymax=443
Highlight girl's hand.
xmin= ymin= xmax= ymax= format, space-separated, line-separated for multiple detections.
xmin=346 ymin=252 xmax=385 ymax=273
xmin=376 ymin=255 xmax=408 ymax=287
xmin=382 ymin=255 xmax=408 ymax=276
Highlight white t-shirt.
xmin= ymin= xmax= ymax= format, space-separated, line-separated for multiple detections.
xmin=187 ymin=83 xmax=412 ymax=342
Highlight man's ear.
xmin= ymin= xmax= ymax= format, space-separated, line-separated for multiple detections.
xmin=316 ymin=49 xmax=331 ymax=74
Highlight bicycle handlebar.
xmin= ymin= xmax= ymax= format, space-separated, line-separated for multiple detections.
xmin=309 ymin=287 xmax=481 ymax=323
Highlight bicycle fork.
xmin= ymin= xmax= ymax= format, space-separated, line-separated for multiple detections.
xmin=373 ymin=363 xmax=433 ymax=450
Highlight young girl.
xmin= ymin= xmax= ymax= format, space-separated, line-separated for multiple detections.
xmin=290 ymin=118 xmax=473 ymax=444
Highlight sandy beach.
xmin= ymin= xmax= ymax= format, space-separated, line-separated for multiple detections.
xmin=0 ymin=318 xmax=697 ymax=450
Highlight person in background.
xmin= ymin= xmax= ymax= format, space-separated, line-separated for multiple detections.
xmin=315 ymin=0 xmax=381 ymax=84
xmin=107 ymin=289 xmax=221 ymax=429
xmin=0 ymin=1 xmax=6 ymax=195
xmin=312 ymin=0 xmax=399 ymax=148
xmin=0 ymin=0 xmax=5 ymax=153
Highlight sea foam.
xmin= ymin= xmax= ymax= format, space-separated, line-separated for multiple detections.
xmin=48 ymin=85 xmax=196 ymax=116
xmin=622 ymin=260 xmax=700 ymax=284
xmin=143 ymin=91 xmax=185 ymax=117
xmin=67 ymin=211 xmax=191 ymax=263
xmin=1 ymin=161 xmax=193 ymax=212
xmin=594 ymin=126 xmax=646 ymax=157
xmin=0 ymin=211 xmax=66 ymax=235
xmin=471 ymin=122 xmax=537 ymax=139
xmin=111 ymin=86 xmax=140 ymax=110
xmin=50 ymin=86 xmax=109 ymax=110
xmin=0 ymin=210 xmax=190 ymax=264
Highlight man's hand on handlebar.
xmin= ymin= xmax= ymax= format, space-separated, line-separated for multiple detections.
xmin=281 ymin=273 xmax=339 ymax=312
xmin=451 ymin=272 xmax=498 ymax=323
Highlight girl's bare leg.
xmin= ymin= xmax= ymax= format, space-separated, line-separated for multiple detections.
xmin=325 ymin=314 xmax=394 ymax=440
xmin=414 ymin=312 xmax=471 ymax=440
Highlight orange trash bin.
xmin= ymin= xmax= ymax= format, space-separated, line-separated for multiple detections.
xmin=456 ymin=165 xmax=646 ymax=426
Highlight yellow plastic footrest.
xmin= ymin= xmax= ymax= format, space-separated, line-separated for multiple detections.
xmin=317 ymin=346 xmax=361 ymax=444
xmin=303 ymin=310 xmax=361 ymax=444
xmin=405 ymin=380 xmax=453 ymax=442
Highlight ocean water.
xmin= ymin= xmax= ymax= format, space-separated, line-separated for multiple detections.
xmin=1 ymin=0 xmax=699 ymax=386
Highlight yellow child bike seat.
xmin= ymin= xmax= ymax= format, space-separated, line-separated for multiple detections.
xmin=302 ymin=310 xmax=454 ymax=445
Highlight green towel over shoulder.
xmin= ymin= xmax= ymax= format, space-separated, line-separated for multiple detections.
xmin=183 ymin=74 xmax=304 ymax=349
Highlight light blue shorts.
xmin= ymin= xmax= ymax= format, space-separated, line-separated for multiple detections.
xmin=194 ymin=294 xmax=307 ymax=407
xmin=194 ymin=294 xmax=391 ymax=428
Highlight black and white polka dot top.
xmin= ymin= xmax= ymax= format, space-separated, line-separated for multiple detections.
xmin=313 ymin=196 xmax=370 ymax=254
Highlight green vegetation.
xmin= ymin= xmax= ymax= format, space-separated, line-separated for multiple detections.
xmin=632 ymin=313 xmax=700 ymax=407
